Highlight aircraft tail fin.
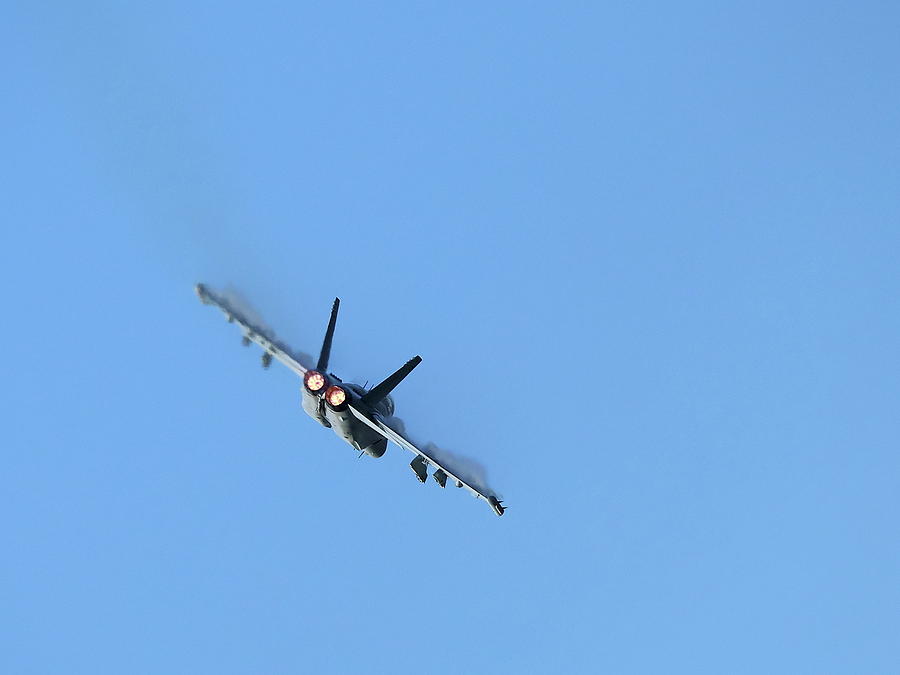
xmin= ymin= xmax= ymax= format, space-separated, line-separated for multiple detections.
xmin=361 ymin=356 xmax=422 ymax=406
xmin=316 ymin=298 xmax=340 ymax=372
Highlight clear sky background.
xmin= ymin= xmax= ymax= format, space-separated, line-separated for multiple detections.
xmin=2 ymin=3 xmax=898 ymax=673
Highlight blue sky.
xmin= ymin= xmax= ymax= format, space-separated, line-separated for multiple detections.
xmin=2 ymin=2 xmax=898 ymax=673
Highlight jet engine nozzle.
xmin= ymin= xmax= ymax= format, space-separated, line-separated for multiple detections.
xmin=304 ymin=370 xmax=327 ymax=394
xmin=325 ymin=385 xmax=348 ymax=411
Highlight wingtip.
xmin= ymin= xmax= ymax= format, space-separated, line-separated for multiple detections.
xmin=195 ymin=283 xmax=211 ymax=303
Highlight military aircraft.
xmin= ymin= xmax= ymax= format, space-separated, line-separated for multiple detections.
xmin=195 ymin=283 xmax=505 ymax=516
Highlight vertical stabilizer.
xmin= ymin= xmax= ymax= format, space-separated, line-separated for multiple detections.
xmin=361 ymin=356 xmax=422 ymax=406
xmin=316 ymin=298 xmax=340 ymax=372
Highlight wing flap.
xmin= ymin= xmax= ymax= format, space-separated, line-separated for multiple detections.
xmin=196 ymin=283 xmax=309 ymax=377
xmin=347 ymin=403 xmax=505 ymax=516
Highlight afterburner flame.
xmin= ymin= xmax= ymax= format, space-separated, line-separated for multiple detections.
xmin=326 ymin=385 xmax=346 ymax=407
xmin=305 ymin=371 xmax=326 ymax=392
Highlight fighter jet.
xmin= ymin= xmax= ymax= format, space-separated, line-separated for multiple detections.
xmin=195 ymin=283 xmax=505 ymax=516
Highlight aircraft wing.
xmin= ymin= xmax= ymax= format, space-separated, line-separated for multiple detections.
xmin=194 ymin=283 xmax=309 ymax=377
xmin=347 ymin=404 xmax=506 ymax=516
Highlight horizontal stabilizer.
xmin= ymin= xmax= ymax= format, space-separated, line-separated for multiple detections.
xmin=361 ymin=356 xmax=422 ymax=406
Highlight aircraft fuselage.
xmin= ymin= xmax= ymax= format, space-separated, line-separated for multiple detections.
xmin=300 ymin=382 xmax=392 ymax=457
